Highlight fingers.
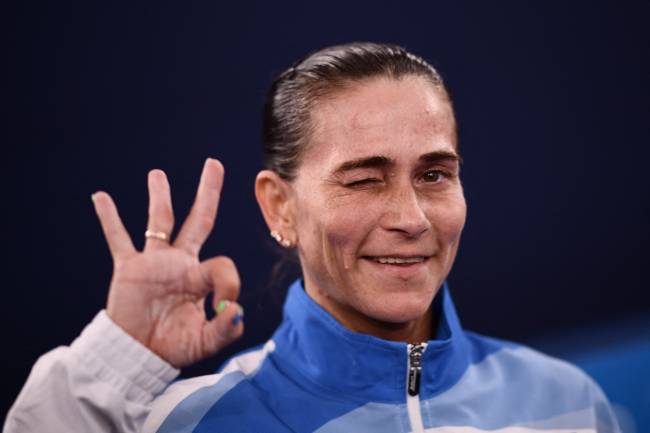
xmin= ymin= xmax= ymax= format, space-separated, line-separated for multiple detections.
xmin=195 ymin=256 xmax=243 ymax=358
xmin=197 ymin=256 xmax=241 ymax=301
xmin=174 ymin=158 xmax=224 ymax=256
xmin=145 ymin=170 xmax=175 ymax=251
xmin=201 ymin=300 xmax=244 ymax=357
xmin=91 ymin=191 xmax=136 ymax=258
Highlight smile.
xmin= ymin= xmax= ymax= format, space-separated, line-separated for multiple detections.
xmin=368 ymin=256 xmax=427 ymax=264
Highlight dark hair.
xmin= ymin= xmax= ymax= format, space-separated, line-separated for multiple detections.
xmin=262 ymin=42 xmax=455 ymax=180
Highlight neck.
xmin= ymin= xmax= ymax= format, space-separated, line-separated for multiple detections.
xmin=305 ymin=284 xmax=435 ymax=344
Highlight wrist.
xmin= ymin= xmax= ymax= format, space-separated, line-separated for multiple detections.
xmin=72 ymin=310 xmax=179 ymax=402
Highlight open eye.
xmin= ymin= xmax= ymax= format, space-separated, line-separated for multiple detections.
xmin=420 ymin=170 xmax=448 ymax=184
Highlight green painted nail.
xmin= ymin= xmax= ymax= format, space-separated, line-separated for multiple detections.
xmin=216 ymin=300 xmax=230 ymax=315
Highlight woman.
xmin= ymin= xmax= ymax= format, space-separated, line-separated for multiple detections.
xmin=5 ymin=43 xmax=619 ymax=433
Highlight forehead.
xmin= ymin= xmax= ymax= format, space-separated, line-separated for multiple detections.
xmin=302 ymin=76 xmax=456 ymax=170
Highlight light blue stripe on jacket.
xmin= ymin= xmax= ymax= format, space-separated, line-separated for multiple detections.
xmin=146 ymin=280 xmax=620 ymax=433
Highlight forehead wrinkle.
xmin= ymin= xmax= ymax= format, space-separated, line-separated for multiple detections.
xmin=312 ymin=78 xmax=447 ymax=133
xmin=303 ymin=78 xmax=456 ymax=171
xmin=342 ymin=101 xmax=446 ymax=137
xmin=317 ymin=111 xmax=448 ymax=154
xmin=307 ymin=114 xmax=453 ymax=174
xmin=348 ymin=115 xmax=451 ymax=160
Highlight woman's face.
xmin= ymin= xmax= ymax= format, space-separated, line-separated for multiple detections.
xmin=289 ymin=76 xmax=466 ymax=333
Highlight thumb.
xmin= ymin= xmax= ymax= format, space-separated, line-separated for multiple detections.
xmin=201 ymin=300 xmax=244 ymax=357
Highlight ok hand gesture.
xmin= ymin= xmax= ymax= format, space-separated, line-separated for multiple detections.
xmin=91 ymin=158 xmax=243 ymax=368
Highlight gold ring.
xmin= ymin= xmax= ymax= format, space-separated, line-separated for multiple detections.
xmin=145 ymin=230 xmax=170 ymax=242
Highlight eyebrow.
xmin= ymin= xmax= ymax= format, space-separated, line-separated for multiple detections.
xmin=333 ymin=150 xmax=462 ymax=175
xmin=419 ymin=150 xmax=463 ymax=165
xmin=334 ymin=156 xmax=391 ymax=174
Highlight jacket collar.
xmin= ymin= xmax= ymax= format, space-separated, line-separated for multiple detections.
xmin=270 ymin=279 xmax=470 ymax=404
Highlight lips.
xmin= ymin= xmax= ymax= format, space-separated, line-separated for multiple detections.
xmin=361 ymin=254 xmax=431 ymax=280
xmin=362 ymin=254 xmax=432 ymax=266
xmin=369 ymin=256 xmax=427 ymax=264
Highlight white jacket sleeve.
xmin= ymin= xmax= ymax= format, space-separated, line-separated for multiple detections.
xmin=3 ymin=311 xmax=179 ymax=433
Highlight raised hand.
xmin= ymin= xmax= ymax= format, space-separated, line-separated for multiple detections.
xmin=91 ymin=158 xmax=243 ymax=368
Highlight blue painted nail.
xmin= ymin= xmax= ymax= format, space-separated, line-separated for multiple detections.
xmin=231 ymin=314 xmax=243 ymax=326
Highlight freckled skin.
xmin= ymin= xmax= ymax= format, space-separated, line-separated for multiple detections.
xmin=289 ymin=76 xmax=466 ymax=343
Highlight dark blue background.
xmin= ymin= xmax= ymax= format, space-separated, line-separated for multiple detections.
xmin=3 ymin=0 xmax=649 ymax=426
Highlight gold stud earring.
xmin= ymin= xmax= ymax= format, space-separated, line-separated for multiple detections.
xmin=270 ymin=230 xmax=293 ymax=248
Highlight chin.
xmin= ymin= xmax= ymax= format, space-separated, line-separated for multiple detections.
xmin=360 ymin=289 xmax=437 ymax=324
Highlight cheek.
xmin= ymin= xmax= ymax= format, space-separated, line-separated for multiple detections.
xmin=297 ymin=194 xmax=380 ymax=270
xmin=431 ymin=194 xmax=467 ymax=243
xmin=322 ymin=208 xmax=376 ymax=260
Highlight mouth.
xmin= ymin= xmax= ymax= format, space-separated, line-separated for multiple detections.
xmin=360 ymin=255 xmax=432 ymax=279
xmin=363 ymin=256 xmax=430 ymax=265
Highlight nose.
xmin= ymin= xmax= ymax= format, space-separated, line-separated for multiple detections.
xmin=381 ymin=182 xmax=431 ymax=238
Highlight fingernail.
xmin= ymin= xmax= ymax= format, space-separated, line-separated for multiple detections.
xmin=231 ymin=314 xmax=243 ymax=326
xmin=216 ymin=300 xmax=230 ymax=315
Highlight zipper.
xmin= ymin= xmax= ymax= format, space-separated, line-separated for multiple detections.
xmin=406 ymin=342 xmax=427 ymax=433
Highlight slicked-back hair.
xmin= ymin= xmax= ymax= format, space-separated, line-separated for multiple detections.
xmin=262 ymin=42 xmax=455 ymax=181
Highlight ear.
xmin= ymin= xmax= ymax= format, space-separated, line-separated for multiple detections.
xmin=255 ymin=170 xmax=296 ymax=244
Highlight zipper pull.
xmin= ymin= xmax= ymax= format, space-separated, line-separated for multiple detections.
xmin=407 ymin=343 xmax=427 ymax=397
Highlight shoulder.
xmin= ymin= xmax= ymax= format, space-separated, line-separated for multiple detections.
xmin=457 ymin=333 xmax=607 ymax=416
xmin=463 ymin=331 xmax=598 ymax=394
xmin=142 ymin=341 xmax=275 ymax=433
xmin=427 ymin=332 xmax=620 ymax=431
xmin=458 ymin=333 xmax=612 ymax=420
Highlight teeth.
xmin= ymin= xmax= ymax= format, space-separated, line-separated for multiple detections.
xmin=374 ymin=257 xmax=425 ymax=264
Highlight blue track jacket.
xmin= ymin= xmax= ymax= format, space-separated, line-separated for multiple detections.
xmin=144 ymin=280 xmax=620 ymax=433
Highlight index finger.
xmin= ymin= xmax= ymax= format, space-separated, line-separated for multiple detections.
xmin=91 ymin=191 xmax=137 ymax=258
xmin=174 ymin=158 xmax=224 ymax=256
